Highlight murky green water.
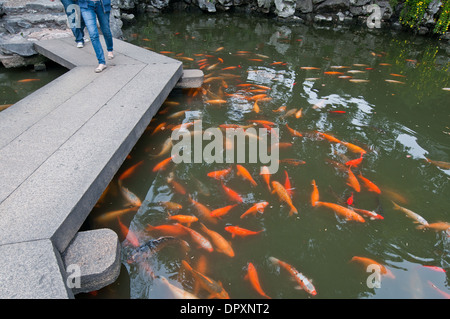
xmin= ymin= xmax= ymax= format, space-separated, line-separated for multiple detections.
xmin=0 ymin=61 xmax=67 ymax=111
xmin=82 ymin=12 xmax=449 ymax=299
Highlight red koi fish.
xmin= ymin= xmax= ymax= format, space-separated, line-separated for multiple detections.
xmin=240 ymin=202 xmax=269 ymax=219
xmin=428 ymin=281 xmax=450 ymax=299
xmin=357 ymin=173 xmax=381 ymax=194
xmin=345 ymin=153 xmax=364 ymax=168
xmin=152 ymin=155 xmax=173 ymax=172
xmin=346 ymin=192 xmax=354 ymax=206
xmin=210 ymin=204 xmax=238 ymax=218
xmin=324 ymin=71 xmax=344 ymax=75
xmin=225 ymin=226 xmax=264 ymax=238
xmin=269 ymin=257 xmax=317 ymax=296
xmin=352 ymin=208 xmax=384 ymax=220
xmin=245 ymin=262 xmax=271 ymax=299
xmin=284 ymin=170 xmax=293 ymax=197
xmin=221 ymin=182 xmax=243 ymax=203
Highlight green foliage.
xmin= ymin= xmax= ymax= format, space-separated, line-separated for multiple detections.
xmin=392 ymin=0 xmax=450 ymax=34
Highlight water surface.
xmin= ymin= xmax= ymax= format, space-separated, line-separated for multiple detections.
xmin=82 ymin=12 xmax=450 ymax=299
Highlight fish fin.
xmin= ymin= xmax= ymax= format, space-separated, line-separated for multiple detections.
xmin=244 ymin=273 xmax=249 ymax=281
xmin=294 ymin=286 xmax=303 ymax=290
xmin=391 ymin=201 xmax=400 ymax=210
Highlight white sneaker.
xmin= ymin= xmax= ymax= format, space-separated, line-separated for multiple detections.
xmin=84 ymin=37 xmax=90 ymax=43
xmin=77 ymin=42 xmax=84 ymax=48
xmin=95 ymin=64 xmax=107 ymax=73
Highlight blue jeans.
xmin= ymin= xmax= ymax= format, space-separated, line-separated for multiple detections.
xmin=80 ymin=1 xmax=113 ymax=65
xmin=60 ymin=0 xmax=86 ymax=43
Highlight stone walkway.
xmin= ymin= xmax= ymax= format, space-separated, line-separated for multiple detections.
xmin=0 ymin=35 xmax=202 ymax=298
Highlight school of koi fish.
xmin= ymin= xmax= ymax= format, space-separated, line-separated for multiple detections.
xmin=88 ymin=19 xmax=450 ymax=299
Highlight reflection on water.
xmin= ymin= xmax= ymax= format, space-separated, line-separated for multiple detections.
xmin=82 ymin=12 xmax=450 ymax=299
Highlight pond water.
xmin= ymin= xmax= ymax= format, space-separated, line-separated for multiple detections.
xmin=81 ymin=12 xmax=450 ymax=299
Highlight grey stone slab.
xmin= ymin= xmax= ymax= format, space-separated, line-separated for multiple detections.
xmin=111 ymin=38 xmax=181 ymax=65
xmin=0 ymin=66 xmax=97 ymax=149
xmin=0 ymin=62 xmax=182 ymax=253
xmin=34 ymin=37 xmax=98 ymax=69
xmin=0 ymin=239 xmax=72 ymax=299
xmin=175 ymin=69 xmax=204 ymax=88
xmin=62 ymin=229 xmax=121 ymax=294
xmin=0 ymin=64 xmax=145 ymax=205
xmin=58 ymin=36 xmax=144 ymax=66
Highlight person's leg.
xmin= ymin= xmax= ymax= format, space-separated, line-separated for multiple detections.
xmin=95 ymin=5 xmax=114 ymax=57
xmin=80 ymin=3 xmax=106 ymax=68
xmin=60 ymin=0 xmax=84 ymax=44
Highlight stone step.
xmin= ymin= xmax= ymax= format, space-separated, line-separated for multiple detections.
xmin=2 ymin=0 xmax=65 ymax=15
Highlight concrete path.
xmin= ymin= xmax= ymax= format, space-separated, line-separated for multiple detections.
xmin=0 ymin=35 xmax=202 ymax=298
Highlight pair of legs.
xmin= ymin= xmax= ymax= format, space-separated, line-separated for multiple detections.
xmin=80 ymin=0 xmax=114 ymax=71
xmin=60 ymin=0 xmax=86 ymax=45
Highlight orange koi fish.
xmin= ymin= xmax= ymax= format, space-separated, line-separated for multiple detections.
xmin=416 ymin=222 xmax=450 ymax=232
xmin=311 ymin=180 xmax=319 ymax=207
xmin=316 ymin=201 xmax=365 ymax=223
xmin=301 ymin=67 xmax=320 ymax=70
xmin=271 ymin=181 xmax=298 ymax=216
xmin=279 ymin=159 xmax=306 ymax=166
xmin=269 ymin=257 xmax=317 ymax=296
xmin=207 ymin=167 xmax=232 ymax=180
xmin=205 ymin=99 xmax=227 ymax=104
xmin=390 ymin=73 xmax=406 ymax=78
xmin=346 ymin=167 xmax=361 ymax=192
xmin=345 ymin=153 xmax=364 ymax=168
xmin=260 ymin=166 xmax=272 ymax=191
xmin=210 ymin=204 xmax=238 ymax=218
xmin=151 ymin=122 xmax=167 ymax=135
xmin=253 ymin=100 xmax=260 ymax=113
xmin=339 ymin=141 xmax=367 ymax=154
xmin=240 ymin=201 xmax=269 ymax=219
xmin=181 ymin=260 xmax=230 ymax=299
xmin=17 ymin=78 xmax=40 ymax=83
xmin=273 ymin=106 xmax=287 ymax=113
xmin=189 ymin=197 xmax=218 ymax=225
xmin=96 ymin=207 xmax=138 ymax=223
xmin=295 ymin=108 xmax=303 ymax=118
xmin=167 ymin=176 xmax=187 ymax=195
xmin=158 ymin=201 xmax=183 ymax=211
xmin=236 ymin=164 xmax=258 ymax=186
xmin=225 ymin=226 xmax=264 ymax=238
xmin=350 ymin=256 xmax=394 ymax=278
xmin=167 ymin=214 xmax=198 ymax=227
xmin=245 ymin=262 xmax=271 ymax=299
xmin=176 ymin=224 xmax=213 ymax=252
xmin=357 ymin=173 xmax=381 ymax=194
xmin=324 ymin=71 xmax=344 ymax=75
xmin=248 ymin=119 xmax=276 ymax=126
xmin=117 ymin=217 xmax=139 ymax=247
xmin=119 ymin=161 xmax=144 ymax=180
xmin=199 ymin=223 xmax=234 ymax=258
xmin=315 ymin=131 xmax=341 ymax=143
xmin=145 ymin=224 xmax=188 ymax=237
xmin=118 ymin=180 xmax=142 ymax=207
xmin=221 ymin=182 xmax=243 ymax=203
xmin=152 ymin=155 xmax=173 ymax=172
xmin=285 ymin=124 xmax=303 ymax=137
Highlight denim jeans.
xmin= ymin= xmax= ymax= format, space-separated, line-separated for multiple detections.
xmin=60 ymin=0 xmax=86 ymax=43
xmin=80 ymin=0 xmax=113 ymax=65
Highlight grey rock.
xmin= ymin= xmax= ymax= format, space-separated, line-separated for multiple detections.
xmin=349 ymin=0 xmax=371 ymax=6
xmin=0 ymin=41 xmax=37 ymax=57
xmin=275 ymin=0 xmax=296 ymax=17
xmin=316 ymin=0 xmax=350 ymax=13
xmin=296 ymin=0 xmax=313 ymax=13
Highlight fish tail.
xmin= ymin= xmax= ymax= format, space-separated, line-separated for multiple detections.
xmin=391 ymin=201 xmax=401 ymax=210
xmin=268 ymin=256 xmax=279 ymax=265
xmin=289 ymin=206 xmax=298 ymax=216
xmin=181 ymin=259 xmax=193 ymax=272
